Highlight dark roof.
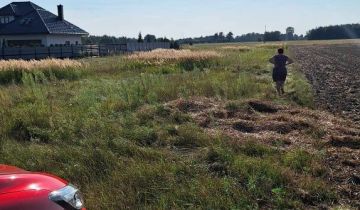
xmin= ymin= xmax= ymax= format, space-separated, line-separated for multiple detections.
xmin=0 ymin=2 xmax=88 ymax=35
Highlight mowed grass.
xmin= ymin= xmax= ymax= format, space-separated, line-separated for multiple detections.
xmin=0 ymin=43 xmax=332 ymax=209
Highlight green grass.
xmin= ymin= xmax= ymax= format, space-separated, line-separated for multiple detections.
xmin=0 ymin=43 xmax=334 ymax=209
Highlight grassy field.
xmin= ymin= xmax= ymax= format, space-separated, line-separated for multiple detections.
xmin=0 ymin=42 xmax=342 ymax=209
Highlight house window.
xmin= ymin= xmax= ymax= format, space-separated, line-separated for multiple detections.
xmin=7 ymin=40 xmax=42 ymax=47
xmin=0 ymin=16 xmax=15 ymax=24
xmin=20 ymin=18 xmax=32 ymax=25
xmin=75 ymin=41 xmax=79 ymax=45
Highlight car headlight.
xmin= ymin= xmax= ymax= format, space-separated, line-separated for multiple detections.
xmin=49 ymin=184 xmax=84 ymax=210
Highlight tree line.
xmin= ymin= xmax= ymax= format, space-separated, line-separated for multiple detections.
xmin=82 ymin=34 xmax=172 ymax=45
xmin=82 ymin=23 xmax=360 ymax=46
xmin=82 ymin=31 xmax=304 ymax=46
xmin=177 ymin=31 xmax=304 ymax=44
xmin=82 ymin=33 xmax=180 ymax=49
xmin=306 ymin=24 xmax=360 ymax=40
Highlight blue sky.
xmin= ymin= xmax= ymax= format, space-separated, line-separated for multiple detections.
xmin=11 ymin=0 xmax=360 ymax=38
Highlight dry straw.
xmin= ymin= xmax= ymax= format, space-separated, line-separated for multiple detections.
xmin=221 ymin=46 xmax=252 ymax=51
xmin=126 ymin=49 xmax=221 ymax=64
xmin=0 ymin=59 xmax=83 ymax=72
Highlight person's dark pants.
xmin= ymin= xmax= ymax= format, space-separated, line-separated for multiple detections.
xmin=273 ymin=68 xmax=287 ymax=95
xmin=275 ymin=81 xmax=285 ymax=95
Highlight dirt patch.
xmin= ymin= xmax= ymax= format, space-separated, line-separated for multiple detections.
xmin=248 ymin=100 xmax=279 ymax=113
xmin=290 ymin=44 xmax=360 ymax=124
xmin=330 ymin=135 xmax=360 ymax=149
xmin=165 ymin=97 xmax=360 ymax=208
xmin=342 ymin=160 xmax=360 ymax=168
xmin=174 ymin=99 xmax=209 ymax=112
xmin=233 ymin=120 xmax=256 ymax=133
xmin=263 ymin=121 xmax=311 ymax=134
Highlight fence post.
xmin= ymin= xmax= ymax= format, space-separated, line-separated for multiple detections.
xmin=98 ymin=45 xmax=101 ymax=56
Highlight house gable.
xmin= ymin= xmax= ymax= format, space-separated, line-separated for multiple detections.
xmin=0 ymin=4 xmax=15 ymax=16
xmin=0 ymin=8 xmax=49 ymax=35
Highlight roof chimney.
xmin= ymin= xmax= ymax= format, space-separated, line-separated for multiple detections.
xmin=57 ymin=5 xmax=64 ymax=21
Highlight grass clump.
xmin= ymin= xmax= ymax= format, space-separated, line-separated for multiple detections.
xmin=173 ymin=123 xmax=212 ymax=147
xmin=297 ymin=177 xmax=337 ymax=204
xmin=231 ymin=157 xmax=288 ymax=196
xmin=283 ymin=149 xmax=327 ymax=177
xmin=283 ymin=150 xmax=313 ymax=172
xmin=240 ymin=140 xmax=277 ymax=158
xmin=286 ymin=70 xmax=314 ymax=108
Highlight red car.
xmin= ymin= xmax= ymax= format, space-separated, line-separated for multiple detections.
xmin=0 ymin=165 xmax=85 ymax=210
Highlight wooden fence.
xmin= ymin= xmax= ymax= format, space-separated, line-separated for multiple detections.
xmin=0 ymin=42 xmax=170 ymax=60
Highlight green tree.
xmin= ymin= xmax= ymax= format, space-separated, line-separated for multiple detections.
xmin=170 ymin=39 xmax=180 ymax=49
xmin=264 ymin=31 xmax=281 ymax=41
xmin=226 ymin=32 xmax=234 ymax=42
xmin=144 ymin=34 xmax=157 ymax=43
xmin=219 ymin=32 xmax=225 ymax=40
xmin=307 ymin=24 xmax=360 ymax=40
xmin=214 ymin=33 xmax=219 ymax=42
xmin=138 ymin=32 xmax=144 ymax=43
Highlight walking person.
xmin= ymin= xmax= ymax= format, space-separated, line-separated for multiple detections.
xmin=269 ymin=48 xmax=294 ymax=95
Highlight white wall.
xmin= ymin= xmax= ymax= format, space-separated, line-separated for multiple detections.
xmin=46 ymin=35 xmax=82 ymax=46
xmin=0 ymin=34 xmax=83 ymax=47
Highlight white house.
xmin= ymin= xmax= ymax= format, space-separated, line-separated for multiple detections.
xmin=0 ymin=2 xmax=88 ymax=47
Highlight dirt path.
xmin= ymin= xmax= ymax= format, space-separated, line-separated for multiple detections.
xmin=290 ymin=44 xmax=360 ymax=123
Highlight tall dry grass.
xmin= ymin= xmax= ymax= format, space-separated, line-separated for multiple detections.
xmin=0 ymin=59 xmax=84 ymax=84
xmin=126 ymin=49 xmax=221 ymax=64
xmin=0 ymin=59 xmax=83 ymax=72
xmin=221 ymin=46 xmax=252 ymax=52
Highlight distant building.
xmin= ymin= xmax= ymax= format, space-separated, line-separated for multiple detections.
xmin=0 ymin=2 xmax=88 ymax=47
xmin=286 ymin=27 xmax=295 ymax=40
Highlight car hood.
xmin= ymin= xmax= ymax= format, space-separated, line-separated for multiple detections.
xmin=0 ymin=165 xmax=68 ymax=195
xmin=0 ymin=165 xmax=27 ymax=175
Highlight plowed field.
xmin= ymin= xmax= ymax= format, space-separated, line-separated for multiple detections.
xmin=290 ymin=44 xmax=360 ymax=123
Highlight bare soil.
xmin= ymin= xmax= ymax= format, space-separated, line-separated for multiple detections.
xmin=166 ymin=97 xmax=360 ymax=208
xmin=290 ymin=44 xmax=360 ymax=123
